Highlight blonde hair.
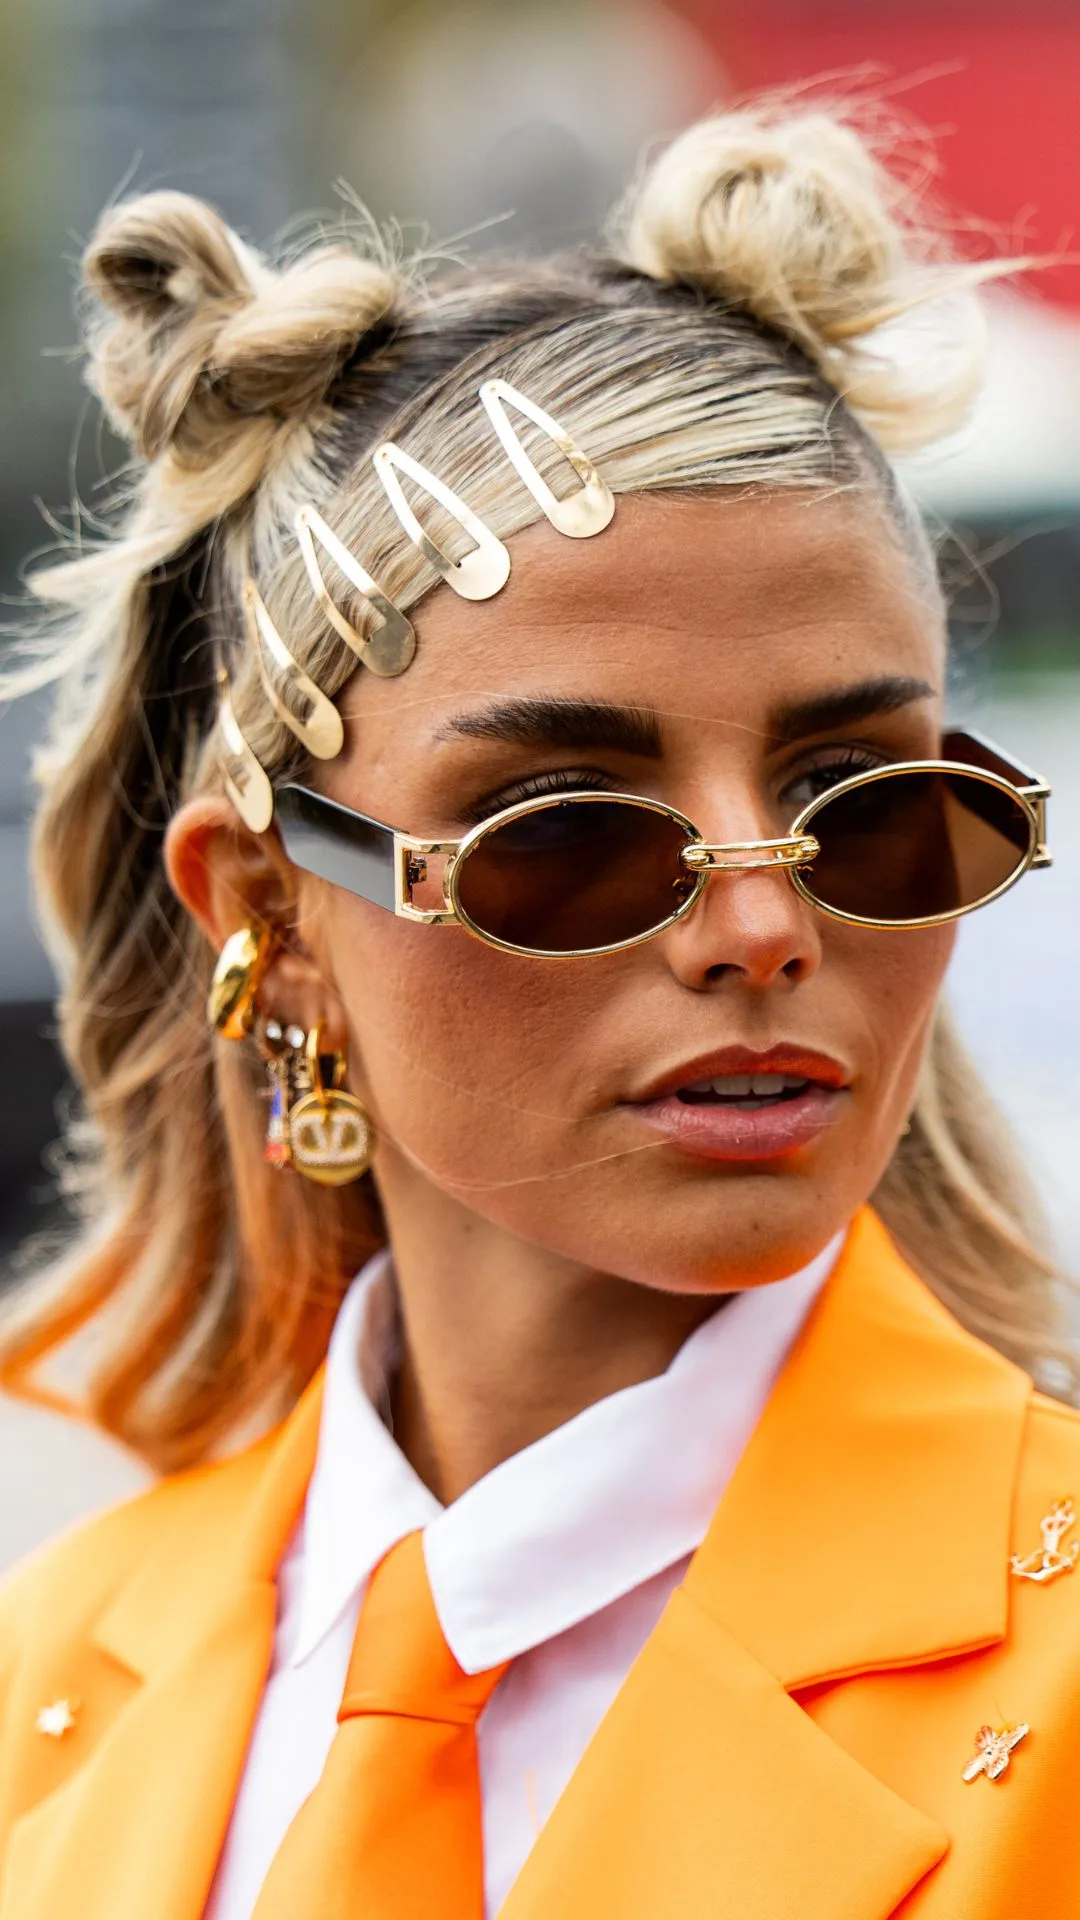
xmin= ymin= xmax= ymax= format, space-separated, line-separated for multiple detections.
xmin=1 ymin=102 xmax=1070 ymax=1471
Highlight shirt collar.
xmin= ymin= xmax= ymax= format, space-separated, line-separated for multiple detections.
xmin=289 ymin=1232 xmax=845 ymax=1674
xmin=288 ymin=1250 xmax=440 ymax=1667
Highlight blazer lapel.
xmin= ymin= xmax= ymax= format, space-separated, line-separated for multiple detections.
xmin=0 ymin=1373 xmax=324 ymax=1920
xmin=500 ymin=1584 xmax=947 ymax=1920
xmin=684 ymin=1209 xmax=1031 ymax=1689
xmin=501 ymin=1210 xmax=1032 ymax=1920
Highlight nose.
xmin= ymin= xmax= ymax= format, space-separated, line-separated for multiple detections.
xmin=662 ymin=841 xmax=824 ymax=992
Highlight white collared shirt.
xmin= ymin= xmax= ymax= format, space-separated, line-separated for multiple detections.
xmin=205 ymin=1234 xmax=843 ymax=1919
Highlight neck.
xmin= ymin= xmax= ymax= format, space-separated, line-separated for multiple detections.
xmin=376 ymin=1161 xmax=724 ymax=1507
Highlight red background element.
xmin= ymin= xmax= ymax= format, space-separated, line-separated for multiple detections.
xmin=672 ymin=2 xmax=1080 ymax=309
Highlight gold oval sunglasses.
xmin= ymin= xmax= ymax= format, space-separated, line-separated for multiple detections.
xmin=274 ymin=729 xmax=1051 ymax=960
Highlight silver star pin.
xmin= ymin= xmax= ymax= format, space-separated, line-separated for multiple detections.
xmin=35 ymin=1698 xmax=78 ymax=1739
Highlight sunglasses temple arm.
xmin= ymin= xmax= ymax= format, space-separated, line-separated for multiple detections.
xmin=944 ymin=725 xmax=1050 ymax=796
xmin=275 ymin=783 xmax=462 ymax=921
xmin=943 ymin=729 xmax=1052 ymax=867
xmin=275 ymin=783 xmax=405 ymax=914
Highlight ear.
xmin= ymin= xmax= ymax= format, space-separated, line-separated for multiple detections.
xmin=164 ymin=795 xmax=349 ymax=1046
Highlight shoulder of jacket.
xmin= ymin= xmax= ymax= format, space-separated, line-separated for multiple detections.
xmin=1012 ymin=1389 xmax=1080 ymax=1497
xmin=1025 ymin=1388 xmax=1080 ymax=1434
xmin=0 ymin=1426 xmax=274 ymax=1644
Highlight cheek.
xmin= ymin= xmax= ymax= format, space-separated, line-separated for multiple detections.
xmin=327 ymin=899 xmax=610 ymax=1178
xmin=830 ymin=920 xmax=955 ymax=1103
xmin=330 ymin=903 xmax=955 ymax=1145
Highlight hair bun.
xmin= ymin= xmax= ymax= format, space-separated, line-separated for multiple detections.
xmin=611 ymin=106 xmax=984 ymax=448
xmin=83 ymin=189 xmax=404 ymax=464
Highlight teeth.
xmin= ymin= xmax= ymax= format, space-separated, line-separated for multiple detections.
xmin=681 ymin=1073 xmax=809 ymax=1098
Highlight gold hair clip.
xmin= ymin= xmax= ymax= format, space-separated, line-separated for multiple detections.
xmin=372 ymin=441 xmax=512 ymax=601
xmin=243 ymin=580 xmax=344 ymax=760
xmin=478 ymin=379 xmax=615 ymax=537
xmin=294 ymin=505 xmax=416 ymax=678
xmin=219 ymin=380 xmax=617 ymax=829
xmin=219 ymin=675 xmax=274 ymax=834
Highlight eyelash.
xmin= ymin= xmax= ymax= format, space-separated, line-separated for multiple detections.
xmin=464 ymin=745 xmax=890 ymax=824
xmin=779 ymin=745 xmax=888 ymax=809
xmin=462 ymin=767 xmax=616 ymax=823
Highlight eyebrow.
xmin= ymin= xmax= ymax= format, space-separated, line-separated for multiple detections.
xmin=767 ymin=675 xmax=937 ymax=744
xmin=435 ymin=675 xmax=936 ymax=760
xmin=436 ymin=696 xmax=663 ymax=758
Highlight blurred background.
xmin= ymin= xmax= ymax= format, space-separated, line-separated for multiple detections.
xmin=0 ymin=0 xmax=1078 ymax=1562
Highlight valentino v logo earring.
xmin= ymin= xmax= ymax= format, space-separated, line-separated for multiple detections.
xmin=287 ymin=1023 xmax=375 ymax=1186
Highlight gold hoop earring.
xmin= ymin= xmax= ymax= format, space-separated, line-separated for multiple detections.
xmin=207 ymin=926 xmax=270 ymax=1039
xmin=288 ymin=1021 xmax=375 ymax=1186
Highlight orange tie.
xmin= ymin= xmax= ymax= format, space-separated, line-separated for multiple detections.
xmin=250 ymin=1529 xmax=509 ymax=1920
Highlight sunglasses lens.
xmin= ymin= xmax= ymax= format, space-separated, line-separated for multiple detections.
xmin=800 ymin=768 xmax=1034 ymax=924
xmin=454 ymin=797 xmax=697 ymax=954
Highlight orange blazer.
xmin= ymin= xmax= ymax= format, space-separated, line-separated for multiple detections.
xmin=2 ymin=1208 xmax=1080 ymax=1919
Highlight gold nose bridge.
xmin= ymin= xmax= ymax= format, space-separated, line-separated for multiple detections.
xmin=680 ymin=834 xmax=820 ymax=875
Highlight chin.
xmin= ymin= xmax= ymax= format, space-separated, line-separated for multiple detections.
xmin=521 ymin=1166 xmax=861 ymax=1296
xmin=617 ymin=1115 xmax=893 ymax=1293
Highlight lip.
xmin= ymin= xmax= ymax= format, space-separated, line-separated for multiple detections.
xmin=624 ymin=1044 xmax=850 ymax=1165
xmin=629 ymin=1044 xmax=851 ymax=1106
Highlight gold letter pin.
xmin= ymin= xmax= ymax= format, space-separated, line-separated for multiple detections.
xmin=36 ymin=1698 xmax=78 ymax=1739
xmin=1010 ymin=1497 xmax=1080 ymax=1584
xmin=963 ymin=1723 xmax=1029 ymax=1783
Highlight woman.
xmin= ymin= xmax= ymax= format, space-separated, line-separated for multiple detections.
xmin=0 ymin=100 xmax=1076 ymax=1920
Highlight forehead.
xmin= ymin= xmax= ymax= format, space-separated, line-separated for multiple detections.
xmin=337 ymin=488 xmax=944 ymax=755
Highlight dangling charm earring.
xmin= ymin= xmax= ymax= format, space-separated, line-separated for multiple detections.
xmin=206 ymin=926 xmax=270 ymax=1039
xmin=287 ymin=1022 xmax=375 ymax=1186
xmin=260 ymin=1018 xmax=306 ymax=1168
